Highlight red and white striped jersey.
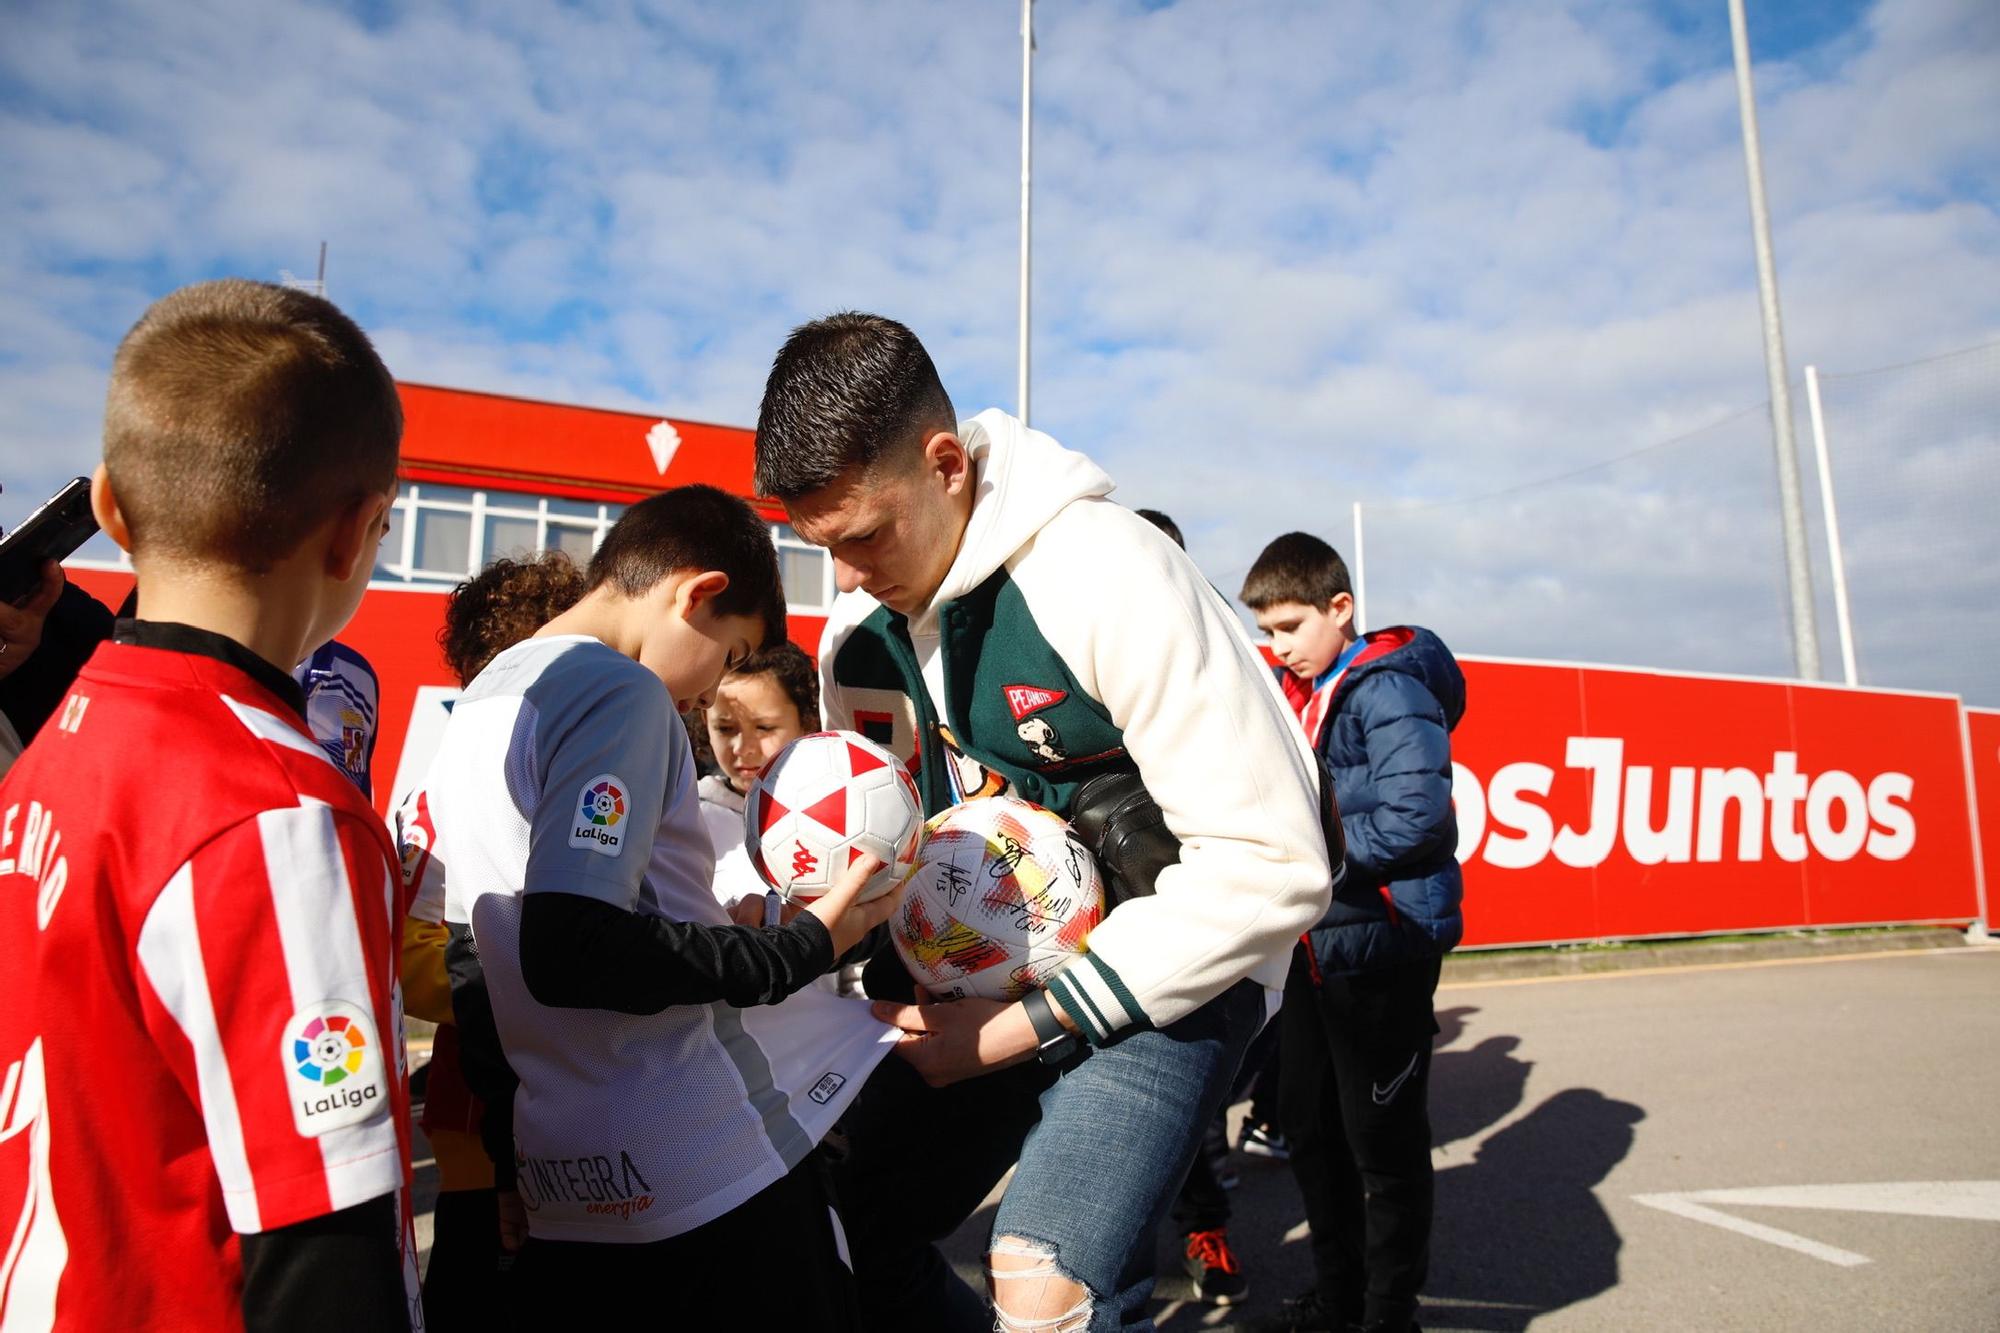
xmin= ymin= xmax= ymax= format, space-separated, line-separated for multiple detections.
xmin=0 ymin=627 xmax=413 ymax=1331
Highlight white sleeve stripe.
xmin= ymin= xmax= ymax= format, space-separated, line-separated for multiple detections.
xmin=135 ymin=863 xmax=261 ymax=1233
xmin=219 ymin=693 xmax=336 ymax=768
xmin=257 ymin=804 xmax=400 ymax=1188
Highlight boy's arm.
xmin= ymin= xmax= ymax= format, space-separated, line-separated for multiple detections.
xmin=133 ymin=808 xmax=406 ymax=1316
xmin=519 ymin=894 xmax=835 ymax=1011
xmin=1338 ymin=672 xmax=1456 ymax=881
xmin=239 ymin=1196 xmax=407 ymax=1332
xmin=517 ymin=663 xmax=841 ymax=1011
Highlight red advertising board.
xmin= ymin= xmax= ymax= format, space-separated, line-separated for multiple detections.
xmin=60 ymin=564 xmax=1986 ymax=948
xmin=1449 ymin=657 xmax=1980 ymax=945
xmin=1963 ymin=707 xmax=1999 ymax=928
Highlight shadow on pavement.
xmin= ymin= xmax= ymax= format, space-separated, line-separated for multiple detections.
xmin=1423 ymin=1087 xmax=1647 ymax=1331
xmin=1432 ymin=1031 xmax=1532 ymax=1151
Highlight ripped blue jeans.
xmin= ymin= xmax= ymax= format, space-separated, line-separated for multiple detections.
xmin=832 ymin=978 xmax=1265 ymax=1332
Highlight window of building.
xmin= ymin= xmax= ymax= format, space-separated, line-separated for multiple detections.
xmin=373 ymin=487 xmax=832 ymax=613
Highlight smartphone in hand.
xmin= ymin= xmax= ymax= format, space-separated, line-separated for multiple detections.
xmin=0 ymin=477 xmax=97 ymax=605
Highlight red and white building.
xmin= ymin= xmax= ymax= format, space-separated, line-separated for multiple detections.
xmin=67 ymin=382 xmax=1996 ymax=950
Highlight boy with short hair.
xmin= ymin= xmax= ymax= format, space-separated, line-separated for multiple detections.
xmin=422 ymin=484 xmax=901 ymax=1328
xmin=1241 ymin=531 xmax=1466 ymax=1333
xmin=0 ymin=279 xmax=417 ymax=1329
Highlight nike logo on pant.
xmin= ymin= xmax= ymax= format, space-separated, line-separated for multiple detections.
xmin=1371 ymin=1051 xmax=1421 ymax=1105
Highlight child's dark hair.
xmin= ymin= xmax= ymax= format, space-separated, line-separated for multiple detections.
xmin=753 ymin=312 xmax=956 ymax=500
xmin=723 ymin=641 xmax=821 ymax=732
xmin=1135 ymin=508 xmax=1185 ymax=551
xmin=103 ymin=279 xmax=402 ymax=573
xmin=1240 ymin=531 xmax=1353 ymax=610
xmin=440 ymin=550 xmax=589 ymax=685
xmin=587 ymin=485 xmax=787 ymax=651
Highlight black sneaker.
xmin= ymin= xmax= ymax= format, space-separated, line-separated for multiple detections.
xmin=1266 ymin=1288 xmax=1345 ymax=1331
xmin=1183 ymin=1228 xmax=1249 ymax=1305
xmin=1239 ymin=1120 xmax=1292 ymax=1160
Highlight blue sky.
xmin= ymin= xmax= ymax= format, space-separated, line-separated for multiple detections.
xmin=2 ymin=0 xmax=1996 ymax=697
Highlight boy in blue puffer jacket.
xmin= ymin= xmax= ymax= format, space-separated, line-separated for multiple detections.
xmin=1241 ymin=531 xmax=1466 ymax=1333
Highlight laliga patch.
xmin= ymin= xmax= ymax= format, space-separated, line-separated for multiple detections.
xmin=285 ymin=1000 xmax=389 ymax=1137
xmin=570 ymin=772 xmax=629 ymax=856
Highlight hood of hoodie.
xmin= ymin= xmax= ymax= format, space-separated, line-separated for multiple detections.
xmin=698 ymin=772 xmax=746 ymax=812
xmin=907 ymin=409 xmax=1115 ymax=636
xmin=1333 ymin=625 xmax=1466 ymax=731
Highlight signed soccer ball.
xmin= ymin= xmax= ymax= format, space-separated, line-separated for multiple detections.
xmin=891 ymin=796 xmax=1105 ymax=1003
xmin=744 ymin=730 xmax=923 ymax=903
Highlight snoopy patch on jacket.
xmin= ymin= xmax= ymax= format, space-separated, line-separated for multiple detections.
xmin=1016 ymin=713 xmax=1068 ymax=765
xmin=1003 ymin=683 xmax=1071 ymax=765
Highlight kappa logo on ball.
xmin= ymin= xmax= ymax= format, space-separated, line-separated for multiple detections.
xmin=283 ymin=1000 xmax=389 ymax=1137
xmin=744 ymin=731 xmax=922 ymax=904
xmin=570 ymin=773 xmax=629 ymax=856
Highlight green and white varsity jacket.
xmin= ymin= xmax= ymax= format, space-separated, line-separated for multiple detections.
xmin=818 ymin=409 xmax=1332 ymax=1044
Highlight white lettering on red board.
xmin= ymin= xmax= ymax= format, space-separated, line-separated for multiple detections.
xmin=1451 ymin=741 xmax=1915 ymax=869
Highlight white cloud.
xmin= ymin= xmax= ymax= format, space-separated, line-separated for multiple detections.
xmin=0 ymin=0 xmax=1994 ymax=699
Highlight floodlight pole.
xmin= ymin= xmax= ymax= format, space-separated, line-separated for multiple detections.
xmin=1018 ymin=0 xmax=1034 ymax=427
xmin=1804 ymin=366 xmax=1859 ymax=687
xmin=1351 ymin=501 xmax=1367 ymax=635
xmin=1729 ymin=0 xmax=1820 ymax=680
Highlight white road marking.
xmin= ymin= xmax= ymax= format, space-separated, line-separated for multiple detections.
xmin=1633 ymin=1193 xmax=1873 ymax=1266
xmin=1633 ymin=1181 xmax=2000 ymax=1267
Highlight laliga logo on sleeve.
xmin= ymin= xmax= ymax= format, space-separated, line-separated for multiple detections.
xmin=284 ymin=999 xmax=389 ymax=1137
xmin=570 ymin=773 xmax=628 ymax=856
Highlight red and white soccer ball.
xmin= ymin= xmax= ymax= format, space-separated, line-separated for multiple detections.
xmin=891 ymin=796 xmax=1105 ymax=1003
xmin=744 ymin=730 xmax=923 ymax=904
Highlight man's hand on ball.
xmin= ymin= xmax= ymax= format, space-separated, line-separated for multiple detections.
xmin=802 ymin=854 xmax=901 ymax=956
xmin=870 ymin=995 xmax=1041 ymax=1087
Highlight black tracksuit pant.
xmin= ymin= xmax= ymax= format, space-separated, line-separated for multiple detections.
xmin=1279 ymin=946 xmax=1442 ymax=1328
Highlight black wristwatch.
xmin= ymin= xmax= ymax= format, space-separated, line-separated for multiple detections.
xmin=1022 ymin=989 xmax=1081 ymax=1066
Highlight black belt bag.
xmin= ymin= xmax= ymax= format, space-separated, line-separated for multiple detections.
xmin=1069 ymin=770 xmax=1179 ymax=911
xmin=1069 ymin=761 xmax=1347 ymax=914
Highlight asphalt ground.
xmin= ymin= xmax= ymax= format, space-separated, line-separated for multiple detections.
xmin=412 ymin=931 xmax=2000 ymax=1330
xmin=933 ymin=937 xmax=2000 ymax=1331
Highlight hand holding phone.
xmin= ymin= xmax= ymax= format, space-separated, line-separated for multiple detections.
xmin=0 ymin=559 xmax=65 ymax=684
xmin=0 ymin=477 xmax=97 ymax=607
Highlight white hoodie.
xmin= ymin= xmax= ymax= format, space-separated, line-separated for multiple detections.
xmin=819 ymin=409 xmax=1331 ymax=1040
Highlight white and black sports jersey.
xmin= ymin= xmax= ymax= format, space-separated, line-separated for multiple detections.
xmin=420 ymin=634 xmax=895 ymax=1243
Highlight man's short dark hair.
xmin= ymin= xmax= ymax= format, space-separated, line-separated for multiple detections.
xmin=1135 ymin=508 xmax=1185 ymax=551
xmin=752 ymin=312 xmax=956 ymax=500
xmin=586 ymin=484 xmax=787 ymax=650
xmin=103 ymin=279 xmax=402 ymax=573
xmin=1240 ymin=531 xmax=1353 ymax=610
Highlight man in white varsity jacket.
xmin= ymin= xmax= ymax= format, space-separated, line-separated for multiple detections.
xmin=754 ymin=312 xmax=1333 ymax=1333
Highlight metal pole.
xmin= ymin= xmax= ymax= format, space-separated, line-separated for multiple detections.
xmin=1018 ymin=0 xmax=1033 ymax=426
xmin=1351 ymin=501 xmax=1367 ymax=634
xmin=1729 ymin=0 xmax=1820 ymax=680
xmin=1957 ymin=706 xmax=1991 ymax=935
xmin=1804 ymin=366 xmax=1859 ymax=687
